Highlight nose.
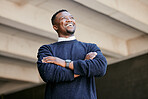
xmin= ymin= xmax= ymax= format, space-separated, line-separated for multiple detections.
xmin=66 ymin=18 xmax=72 ymax=22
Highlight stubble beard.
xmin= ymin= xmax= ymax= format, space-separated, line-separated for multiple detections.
xmin=66 ymin=29 xmax=75 ymax=35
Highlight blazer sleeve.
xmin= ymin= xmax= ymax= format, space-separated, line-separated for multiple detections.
xmin=37 ymin=45 xmax=74 ymax=83
xmin=73 ymin=44 xmax=107 ymax=77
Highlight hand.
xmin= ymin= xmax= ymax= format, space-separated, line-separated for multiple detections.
xmin=42 ymin=56 xmax=65 ymax=67
xmin=74 ymin=52 xmax=97 ymax=78
xmin=43 ymin=57 xmax=79 ymax=78
xmin=74 ymin=74 xmax=80 ymax=78
xmin=85 ymin=52 xmax=97 ymax=60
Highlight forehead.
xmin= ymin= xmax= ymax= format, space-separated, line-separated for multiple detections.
xmin=56 ymin=11 xmax=73 ymax=19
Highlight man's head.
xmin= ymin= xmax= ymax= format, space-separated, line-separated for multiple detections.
xmin=51 ymin=9 xmax=76 ymax=37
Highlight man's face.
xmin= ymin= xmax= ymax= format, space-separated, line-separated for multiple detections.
xmin=54 ymin=11 xmax=76 ymax=35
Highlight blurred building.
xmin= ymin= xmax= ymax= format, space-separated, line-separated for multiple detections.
xmin=0 ymin=0 xmax=148 ymax=99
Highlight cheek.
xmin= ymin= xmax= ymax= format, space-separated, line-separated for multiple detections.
xmin=59 ymin=21 xmax=66 ymax=31
xmin=60 ymin=20 xmax=65 ymax=25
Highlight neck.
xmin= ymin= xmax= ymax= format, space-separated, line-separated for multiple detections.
xmin=58 ymin=34 xmax=74 ymax=38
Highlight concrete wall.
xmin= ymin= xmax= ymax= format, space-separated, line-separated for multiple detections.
xmin=96 ymin=53 xmax=148 ymax=99
xmin=0 ymin=84 xmax=45 ymax=99
xmin=1 ymin=53 xmax=148 ymax=99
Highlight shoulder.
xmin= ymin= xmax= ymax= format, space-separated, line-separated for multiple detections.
xmin=77 ymin=41 xmax=98 ymax=47
xmin=39 ymin=44 xmax=50 ymax=50
xmin=77 ymin=40 xmax=100 ymax=52
xmin=38 ymin=43 xmax=54 ymax=53
xmin=39 ymin=41 xmax=59 ymax=49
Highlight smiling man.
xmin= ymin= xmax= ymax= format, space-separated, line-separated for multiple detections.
xmin=37 ymin=9 xmax=107 ymax=99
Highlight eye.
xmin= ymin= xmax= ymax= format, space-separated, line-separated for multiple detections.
xmin=70 ymin=16 xmax=74 ymax=19
xmin=61 ymin=17 xmax=67 ymax=20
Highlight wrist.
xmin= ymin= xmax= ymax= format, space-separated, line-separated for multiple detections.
xmin=55 ymin=57 xmax=65 ymax=67
xmin=65 ymin=59 xmax=71 ymax=68
xmin=62 ymin=60 xmax=66 ymax=67
xmin=69 ymin=61 xmax=74 ymax=70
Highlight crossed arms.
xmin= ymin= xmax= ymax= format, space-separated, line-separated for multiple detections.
xmin=42 ymin=52 xmax=97 ymax=78
xmin=37 ymin=44 xmax=107 ymax=83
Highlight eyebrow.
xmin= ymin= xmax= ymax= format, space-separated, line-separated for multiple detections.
xmin=59 ymin=15 xmax=74 ymax=20
xmin=59 ymin=16 xmax=64 ymax=20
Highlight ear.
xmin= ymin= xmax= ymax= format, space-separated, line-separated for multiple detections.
xmin=53 ymin=25 xmax=58 ymax=31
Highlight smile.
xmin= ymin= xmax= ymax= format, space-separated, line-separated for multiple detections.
xmin=65 ymin=23 xmax=74 ymax=27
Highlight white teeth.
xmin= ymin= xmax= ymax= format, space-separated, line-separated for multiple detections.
xmin=66 ymin=24 xmax=73 ymax=26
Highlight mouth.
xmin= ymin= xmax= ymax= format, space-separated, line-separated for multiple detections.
xmin=65 ymin=23 xmax=74 ymax=28
xmin=64 ymin=22 xmax=75 ymax=34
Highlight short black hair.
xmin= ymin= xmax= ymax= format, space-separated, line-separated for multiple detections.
xmin=51 ymin=9 xmax=68 ymax=25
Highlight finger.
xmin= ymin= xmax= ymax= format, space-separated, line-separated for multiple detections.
xmin=90 ymin=56 xmax=95 ymax=59
xmin=42 ymin=57 xmax=47 ymax=61
xmin=42 ymin=59 xmax=50 ymax=63
xmin=90 ymin=53 xmax=97 ymax=57
xmin=90 ymin=54 xmax=96 ymax=57
xmin=91 ymin=52 xmax=97 ymax=55
xmin=87 ymin=52 xmax=92 ymax=55
xmin=44 ymin=56 xmax=53 ymax=59
xmin=46 ymin=60 xmax=54 ymax=63
xmin=89 ymin=55 xmax=93 ymax=58
xmin=44 ymin=58 xmax=52 ymax=61
xmin=43 ymin=57 xmax=49 ymax=59
xmin=90 ymin=54 xmax=97 ymax=59
xmin=42 ymin=60 xmax=45 ymax=63
xmin=45 ymin=57 xmax=55 ymax=61
xmin=94 ymin=52 xmax=97 ymax=55
xmin=87 ymin=52 xmax=96 ymax=56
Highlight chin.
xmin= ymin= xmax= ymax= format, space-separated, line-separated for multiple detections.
xmin=66 ymin=30 xmax=75 ymax=34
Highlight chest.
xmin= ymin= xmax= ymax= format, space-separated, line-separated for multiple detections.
xmin=52 ymin=44 xmax=87 ymax=60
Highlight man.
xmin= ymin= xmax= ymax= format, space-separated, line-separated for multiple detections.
xmin=37 ymin=9 xmax=107 ymax=99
